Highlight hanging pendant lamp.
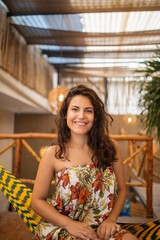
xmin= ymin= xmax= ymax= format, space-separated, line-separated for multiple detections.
xmin=48 ymin=85 xmax=68 ymax=114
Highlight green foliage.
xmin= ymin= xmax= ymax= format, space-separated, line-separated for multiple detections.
xmin=138 ymin=78 xmax=160 ymax=141
xmin=137 ymin=49 xmax=160 ymax=141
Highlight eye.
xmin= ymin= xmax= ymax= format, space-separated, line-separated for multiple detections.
xmin=72 ymin=108 xmax=78 ymax=111
xmin=86 ymin=110 xmax=92 ymax=113
xmin=85 ymin=109 xmax=93 ymax=113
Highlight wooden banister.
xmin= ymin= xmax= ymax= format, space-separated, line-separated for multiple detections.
xmin=0 ymin=133 xmax=152 ymax=141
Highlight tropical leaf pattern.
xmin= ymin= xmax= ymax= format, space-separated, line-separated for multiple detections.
xmin=35 ymin=164 xmax=127 ymax=240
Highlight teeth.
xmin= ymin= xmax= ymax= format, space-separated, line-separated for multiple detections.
xmin=75 ymin=122 xmax=86 ymax=125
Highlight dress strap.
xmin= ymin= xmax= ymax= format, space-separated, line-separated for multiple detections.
xmin=56 ymin=168 xmax=66 ymax=187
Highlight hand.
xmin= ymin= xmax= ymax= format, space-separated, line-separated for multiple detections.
xmin=65 ymin=219 xmax=98 ymax=240
xmin=97 ymin=219 xmax=121 ymax=240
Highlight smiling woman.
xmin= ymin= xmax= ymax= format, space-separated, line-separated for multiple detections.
xmin=0 ymin=85 xmax=138 ymax=240
xmin=30 ymin=84 xmax=137 ymax=240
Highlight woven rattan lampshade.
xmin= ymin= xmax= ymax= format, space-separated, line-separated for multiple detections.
xmin=48 ymin=85 xmax=68 ymax=113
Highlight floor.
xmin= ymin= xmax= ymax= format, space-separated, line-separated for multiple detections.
xmin=0 ymin=211 xmax=35 ymax=240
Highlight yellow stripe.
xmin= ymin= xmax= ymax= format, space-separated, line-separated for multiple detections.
xmin=146 ymin=225 xmax=160 ymax=240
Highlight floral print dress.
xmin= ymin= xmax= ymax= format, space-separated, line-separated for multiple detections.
xmin=35 ymin=164 xmax=127 ymax=240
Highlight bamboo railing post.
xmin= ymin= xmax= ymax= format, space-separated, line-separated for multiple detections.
xmin=146 ymin=139 xmax=153 ymax=218
xmin=133 ymin=141 xmax=139 ymax=173
xmin=14 ymin=139 xmax=22 ymax=179
xmin=126 ymin=140 xmax=131 ymax=182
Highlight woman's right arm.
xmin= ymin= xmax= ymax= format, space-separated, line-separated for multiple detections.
xmin=31 ymin=146 xmax=70 ymax=227
xmin=31 ymin=146 xmax=97 ymax=240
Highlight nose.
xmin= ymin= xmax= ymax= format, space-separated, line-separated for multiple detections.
xmin=78 ymin=110 xmax=85 ymax=118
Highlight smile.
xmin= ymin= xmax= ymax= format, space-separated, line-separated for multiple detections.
xmin=74 ymin=122 xmax=87 ymax=126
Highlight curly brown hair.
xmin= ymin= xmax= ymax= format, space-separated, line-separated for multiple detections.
xmin=55 ymin=84 xmax=117 ymax=169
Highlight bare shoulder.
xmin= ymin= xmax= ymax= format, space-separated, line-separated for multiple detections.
xmin=42 ymin=145 xmax=66 ymax=172
xmin=41 ymin=145 xmax=58 ymax=167
xmin=45 ymin=145 xmax=57 ymax=155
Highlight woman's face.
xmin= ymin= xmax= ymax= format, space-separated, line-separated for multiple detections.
xmin=66 ymin=95 xmax=94 ymax=136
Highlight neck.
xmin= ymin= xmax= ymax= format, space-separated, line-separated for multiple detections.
xmin=68 ymin=133 xmax=89 ymax=149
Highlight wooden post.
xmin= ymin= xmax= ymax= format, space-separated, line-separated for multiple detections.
xmin=126 ymin=140 xmax=131 ymax=182
xmin=146 ymin=139 xmax=153 ymax=218
xmin=14 ymin=139 xmax=22 ymax=179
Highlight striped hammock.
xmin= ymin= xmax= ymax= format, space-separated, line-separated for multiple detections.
xmin=0 ymin=165 xmax=160 ymax=239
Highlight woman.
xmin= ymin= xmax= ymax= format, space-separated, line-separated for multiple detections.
xmin=31 ymin=84 xmax=137 ymax=240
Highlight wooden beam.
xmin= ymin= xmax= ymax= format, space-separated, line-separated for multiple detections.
xmin=123 ymin=143 xmax=147 ymax=165
xmin=0 ymin=133 xmax=57 ymax=139
xmin=22 ymin=139 xmax=41 ymax=163
xmin=0 ymin=140 xmax=16 ymax=155
xmin=154 ymin=154 xmax=160 ymax=161
xmin=12 ymin=24 xmax=160 ymax=47
xmin=4 ymin=0 xmax=160 ymax=16
xmin=0 ymin=133 xmax=153 ymax=141
xmin=56 ymin=66 xmax=139 ymax=78
xmin=58 ymin=67 xmax=130 ymax=78
xmin=42 ymin=49 xmax=158 ymax=59
xmin=14 ymin=139 xmax=22 ymax=179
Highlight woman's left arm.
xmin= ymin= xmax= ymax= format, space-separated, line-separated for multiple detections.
xmin=97 ymin=141 xmax=126 ymax=240
xmin=107 ymin=141 xmax=127 ymax=221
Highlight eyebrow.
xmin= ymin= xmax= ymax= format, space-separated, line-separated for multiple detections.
xmin=70 ymin=105 xmax=93 ymax=109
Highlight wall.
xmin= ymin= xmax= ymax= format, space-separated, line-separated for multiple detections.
xmin=0 ymin=109 xmax=14 ymax=211
xmin=110 ymin=115 xmax=140 ymax=135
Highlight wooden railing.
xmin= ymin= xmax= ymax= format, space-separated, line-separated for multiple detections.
xmin=0 ymin=133 xmax=155 ymax=218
